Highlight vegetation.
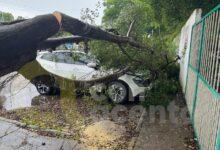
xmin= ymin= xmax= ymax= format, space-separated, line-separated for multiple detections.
xmin=89 ymin=0 xmax=219 ymax=106
xmin=143 ymin=65 xmax=181 ymax=107
xmin=0 ymin=11 xmax=26 ymax=22
xmin=0 ymin=11 xmax=14 ymax=22
xmin=2 ymin=94 xmax=121 ymax=140
xmin=6 ymin=94 xmax=85 ymax=140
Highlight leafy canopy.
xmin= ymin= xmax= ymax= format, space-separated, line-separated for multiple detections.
xmin=90 ymin=0 xmax=219 ymax=76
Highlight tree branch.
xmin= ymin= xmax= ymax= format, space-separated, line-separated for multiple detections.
xmin=160 ymin=56 xmax=180 ymax=71
xmin=74 ymin=67 xmax=130 ymax=88
xmin=118 ymin=44 xmax=142 ymax=64
xmin=127 ymin=20 xmax=135 ymax=37
xmin=59 ymin=13 xmax=148 ymax=49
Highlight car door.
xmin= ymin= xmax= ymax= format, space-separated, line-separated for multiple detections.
xmin=51 ymin=52 xmax=78 ymax=80
xmin=70 ymin=52 xmax=97 ymax=80
xmin=53 ymin=52 xmax=96 ymax=80
xmin=36 ymin=52 xmax=56 ymax=73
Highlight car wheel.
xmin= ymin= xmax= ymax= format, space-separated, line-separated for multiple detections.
xmin=107 ymin=81 xmax=129 ymax=104
xmin=75 ymin=89 xmax=84 ymax=97
xmin=35 ymin=82 xmax=52 ymax=95
xmin=32 ymin=75 xmax=56 ymax=95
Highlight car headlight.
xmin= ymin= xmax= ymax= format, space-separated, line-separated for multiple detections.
xmin=133 ymin=77 xmax=146 ymax=87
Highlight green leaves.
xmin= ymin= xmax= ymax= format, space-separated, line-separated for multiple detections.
xmin=0 ymin=12 xmax=14 ymax=22
xmin=89 ymin=0 xmax=219 ymax=106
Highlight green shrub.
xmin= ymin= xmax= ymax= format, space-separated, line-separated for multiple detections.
xmin=142 ymin=64 xmax=180 ymax=107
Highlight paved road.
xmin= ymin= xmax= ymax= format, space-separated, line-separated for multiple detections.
xmin=0 ymin=120 xmax=82 ymax=150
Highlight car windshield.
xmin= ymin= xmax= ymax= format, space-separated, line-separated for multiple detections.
xmin=41 ymin=51 xmax=95 ymax=65
xmin=40 ymin=53 xmax=54 ymax=61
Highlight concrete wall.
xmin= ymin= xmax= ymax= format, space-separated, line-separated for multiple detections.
xmin=178 ymin=9 xmax=202 ymax=92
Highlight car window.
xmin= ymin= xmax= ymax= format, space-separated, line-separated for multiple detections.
xmin=54 ymin=52 xmax=75 ymax=64
xmin=41 ymin=53 xmax=54 ymax=61
xmin=41 ymin=51 xmax=95 ymax=65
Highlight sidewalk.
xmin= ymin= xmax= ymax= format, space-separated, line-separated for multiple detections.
xmin=134 ymin=100 xmax=197 ymax=150
xmin=134 ymin=117 xmax=191 ymax=150
xmin=0 ymin=120 xmax=82 ymax=150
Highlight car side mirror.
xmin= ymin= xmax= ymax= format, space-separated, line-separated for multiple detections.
xmin=87 ymin=62 xmax=97 ymax=68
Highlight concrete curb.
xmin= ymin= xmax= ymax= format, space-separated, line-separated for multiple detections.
xmin=128 ymin=109 xmax=146 ymax=150
xmin=0 ymin=117 xmax=72 ymax=137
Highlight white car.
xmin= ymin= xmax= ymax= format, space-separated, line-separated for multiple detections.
xmin=35 ymin=50 xmax=147 ymax=104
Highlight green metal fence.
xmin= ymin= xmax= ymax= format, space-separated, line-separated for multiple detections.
xmin=185 ymin=4 xmax=220 ymax=149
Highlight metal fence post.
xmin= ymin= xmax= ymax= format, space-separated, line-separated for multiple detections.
xmin=216 ymin=131 xmax=220 ymax=150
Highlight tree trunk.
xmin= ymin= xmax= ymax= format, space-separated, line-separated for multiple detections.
xmin=0 ymin=14 xmax=60 ymax=76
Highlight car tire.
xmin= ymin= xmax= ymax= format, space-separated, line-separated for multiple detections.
xmin=107 ymin=81 xmax=129 ymax=104
xmin=35 ymin=82 xmax=53 ymax=95
xmin=75 ymin=89 xmax=84 ymax=97
xmin=32 ymin=75 xmax=56 ymax=95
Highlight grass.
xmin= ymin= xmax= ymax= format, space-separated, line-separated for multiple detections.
xmin=5 ymin=88 xmax=114 ymax=140
xmin=8 ymin=89 xmax=85 ymax=140
xmin=15 ymin=108 xmax=64 ymax=131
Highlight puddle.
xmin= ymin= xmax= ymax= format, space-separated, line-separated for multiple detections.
xmin=0 ymin=72 xmax=39 ymax=110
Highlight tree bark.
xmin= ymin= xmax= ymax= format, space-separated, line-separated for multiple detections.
xmin=0 ymin=14 xmax=60 ymax=77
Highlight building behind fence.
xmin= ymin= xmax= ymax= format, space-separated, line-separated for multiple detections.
xmin=178 ymin=4 xmax=220 ymax=150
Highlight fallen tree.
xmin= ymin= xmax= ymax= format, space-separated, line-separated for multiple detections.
xmin=0 ymin=14 xmax=60 ymax=76
xmin=0 ymin=12 xmax=149 ymax=77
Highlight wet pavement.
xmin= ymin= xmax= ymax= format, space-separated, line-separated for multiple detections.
xmin=0 ymin=72 xmax=39 ymax=110
xmin=0 ymin=119 xmax=82 ymax=150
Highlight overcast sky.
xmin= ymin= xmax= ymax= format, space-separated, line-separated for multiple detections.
xmin=0 ymin=0 xmax=104 ymax=24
